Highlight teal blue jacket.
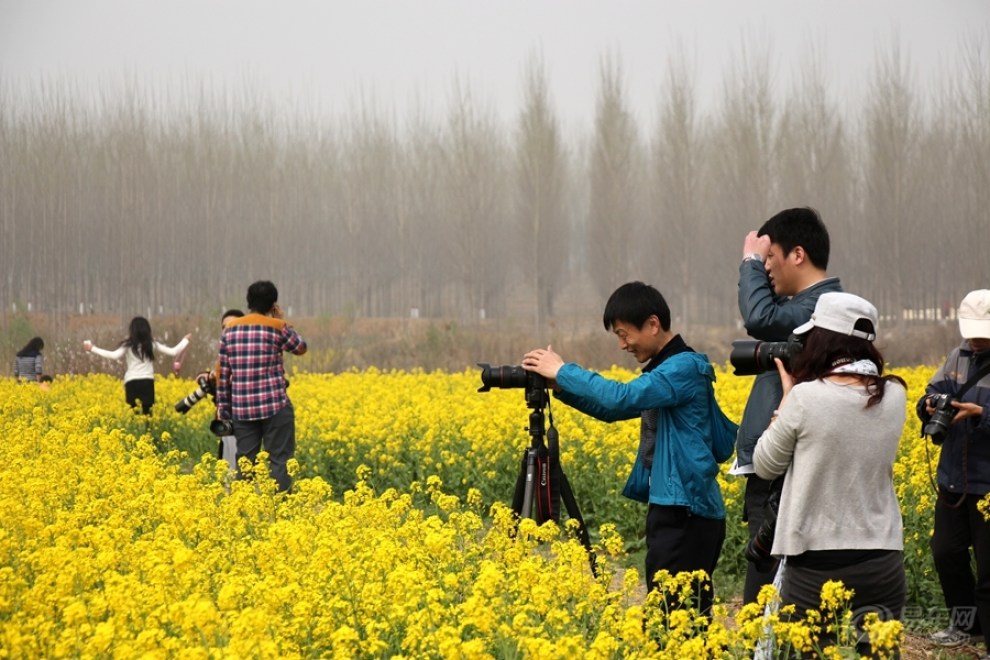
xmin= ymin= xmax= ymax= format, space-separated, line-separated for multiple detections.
xmin=555 ymin=351 xmax=736 ymax=520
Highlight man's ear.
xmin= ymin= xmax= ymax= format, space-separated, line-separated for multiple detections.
xmin=791 ymin=245 xmax=807 ymax=266
xmin=647 ymin=315 xmax=662 ymax=335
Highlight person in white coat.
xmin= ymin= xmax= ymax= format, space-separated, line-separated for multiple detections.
xmin=753 ymin=292 xmax=907 ymax=656
xmin=84 ymin=316 xmax=191 ymax=415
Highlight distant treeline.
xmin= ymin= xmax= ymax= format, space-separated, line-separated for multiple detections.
xmin=1 ymin=39 xmax=987 ymax=330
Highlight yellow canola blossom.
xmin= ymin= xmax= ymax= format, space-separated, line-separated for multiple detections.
xmin=0 ymin=365 xmax=938 ymax=656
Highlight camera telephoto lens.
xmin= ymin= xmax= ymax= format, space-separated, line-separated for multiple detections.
xmin=174 ymin=386 xmax=208 ymax=414
xmin=729 ymin=335 xmax=804 ymax=376
xmin=477 ymin=363 xmax=530 ymax=392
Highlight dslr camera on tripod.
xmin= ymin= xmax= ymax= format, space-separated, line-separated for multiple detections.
xmin=729 ymin=334 xmax=805 ymax=376
xmin=476 ymin=360 xmax=598 ymax=576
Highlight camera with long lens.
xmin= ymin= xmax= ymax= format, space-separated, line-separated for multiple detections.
xmin=174 ymin=373 xmax=216 ymax=413
xmin=729 ymin=334 xmax=805 ymax=376
xmin=478 ymin=363 xmax=546 ymax=393
xmin=477 ymin=363 xmax=548 ymax=409
xmin=745 ymin=489 xmax=781 ymax=573
xmin=923 ymin=393 xmax=956 ymax=442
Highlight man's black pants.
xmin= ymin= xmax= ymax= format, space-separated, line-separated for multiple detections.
xmin=743 ymin=473 xmax=782 ymax=604
xmin=645 ymin=503 xmax=725 ymax=615
xmin=932 ymin=487 xmax=990 ymax=645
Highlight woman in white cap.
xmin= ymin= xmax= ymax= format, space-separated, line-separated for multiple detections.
xmin=920 ymin=289 xmax=990 ymax=651
xmin=752 ymin=291 xmax=907 ymax=655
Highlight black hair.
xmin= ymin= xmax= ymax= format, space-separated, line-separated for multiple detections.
xmin=246 ymin=281 xmax=278 ymax=314
xmin=122 ymin=316 xmax=155 ymax=361
xmin=789 ymin=319 xmax=905 ymax=408
xmin=17 ymin=336 xmax=44 ymax=356
xmin=602 ymin=281 xmax=671 ymax=332
xmin=758 ymin=207 xmax=830 ymax=270
xmin=221 ymin=309 xmax=244 ymax=324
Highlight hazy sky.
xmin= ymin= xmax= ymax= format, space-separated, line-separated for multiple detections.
xmin=2 ymin=0 xmax=988 ymax=131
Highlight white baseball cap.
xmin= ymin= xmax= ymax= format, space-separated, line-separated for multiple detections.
xmin=959 ymin=289 xmax=990 ymax=339
xmin=792 ymin=292 xmax=878 ymax=341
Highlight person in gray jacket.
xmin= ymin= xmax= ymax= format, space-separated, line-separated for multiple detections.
xmin=734 ymin=207 xmax=842 ymax=604
xmin=753 ymin=292 xmax=907 ymax=656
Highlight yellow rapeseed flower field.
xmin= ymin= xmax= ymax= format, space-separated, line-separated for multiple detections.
xmin=0 ymin=366 xmax=939 ymax=656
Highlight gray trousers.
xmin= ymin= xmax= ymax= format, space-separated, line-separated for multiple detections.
xmin=233 ymin=404 xmax=296 ymax=492
xmin=219 ymin=435 xmax=238 ymax=472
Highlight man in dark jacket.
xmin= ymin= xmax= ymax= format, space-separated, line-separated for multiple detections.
xmin=733 ymin=207 xmax=842 ymax=604
xmin=920 ymin=289 xmax=990 ymax=649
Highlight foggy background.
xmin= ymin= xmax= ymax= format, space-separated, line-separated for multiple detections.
xmin=1 ymin=1 xmax=989 ymax=370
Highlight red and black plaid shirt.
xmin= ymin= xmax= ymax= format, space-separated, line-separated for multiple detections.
xmin=217 ymin=313 xmax=306 ymax=421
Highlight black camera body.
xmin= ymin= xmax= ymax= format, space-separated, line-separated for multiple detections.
xmin=923 ymin=393 xmax=956 ymax=441
xmin=210 ymin=419 xmax=234 ymax=437
xmin=745 ymin=489 xmax=781 ymax=573
xmin=729 ymin=334 xmax=805 ymax=376
xmin=175 ymin=373 xmax=216 ymax=414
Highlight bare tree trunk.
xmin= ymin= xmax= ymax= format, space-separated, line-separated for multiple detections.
xmin=588 ymin=53 xmax=641 ymax=299
xmin=516 ymin=52 xmax=568 ymax=336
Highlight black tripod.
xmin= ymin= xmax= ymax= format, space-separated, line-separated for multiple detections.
xmin=510 ymin=383 xmax=598 ymax=577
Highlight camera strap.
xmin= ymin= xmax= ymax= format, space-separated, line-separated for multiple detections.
xmin=929 ymin=357 xmax=990 ymax=508
xmin=923 ymin=357 xmax=990 ymax=438
xmin=953 ymin=359 xmax=990 ymax=401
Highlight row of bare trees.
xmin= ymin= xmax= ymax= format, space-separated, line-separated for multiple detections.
xmin=1 ymin=38 xmax=988 ymax=330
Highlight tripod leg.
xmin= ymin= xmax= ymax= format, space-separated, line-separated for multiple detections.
xmin=511 ymin=448 xmax=537 ymax=520
xmin=520 ymin=448 xmax=537 ymax=520
xmin=558 ymin=469 xmax=599 ymax=577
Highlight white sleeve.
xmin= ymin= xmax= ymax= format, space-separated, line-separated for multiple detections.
xmin=155 ymin=337 xmax=190 ymax=357
xmin=90 ymin=345 xmax=127 ymax=361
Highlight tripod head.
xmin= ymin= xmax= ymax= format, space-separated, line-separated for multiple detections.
xmin=523 ymin=374 xmax=549 ymax=410
xmin=524 ymin=376 xmax=551 ymax=448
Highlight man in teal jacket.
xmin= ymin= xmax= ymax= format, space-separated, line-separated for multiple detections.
xmin=522 ymin=281 xmax=736 ymax=615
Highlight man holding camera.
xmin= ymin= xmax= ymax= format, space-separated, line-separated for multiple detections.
xmin=216 ymin=280 xmax=307 ymax=493
xmin=733 ymin=207 xmax=842 ymax=604
xmin=919 ymin=289 xmax=990 ymax=649
xmin=522 ymin=281 xmax=736 ymax=615
xmin=174 ymin=309 xmax=245 ymax=471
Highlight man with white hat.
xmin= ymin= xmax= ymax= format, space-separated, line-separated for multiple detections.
xmin=920 ymin=289 xmax=990 ymax=651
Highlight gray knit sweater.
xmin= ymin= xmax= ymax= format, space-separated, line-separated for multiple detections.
xmin=753 ymin=378 xmax=906 ymax=557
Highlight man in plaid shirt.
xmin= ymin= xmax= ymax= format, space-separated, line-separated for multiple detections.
xmin=217 ymin=280 xmax=307 ymax=492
